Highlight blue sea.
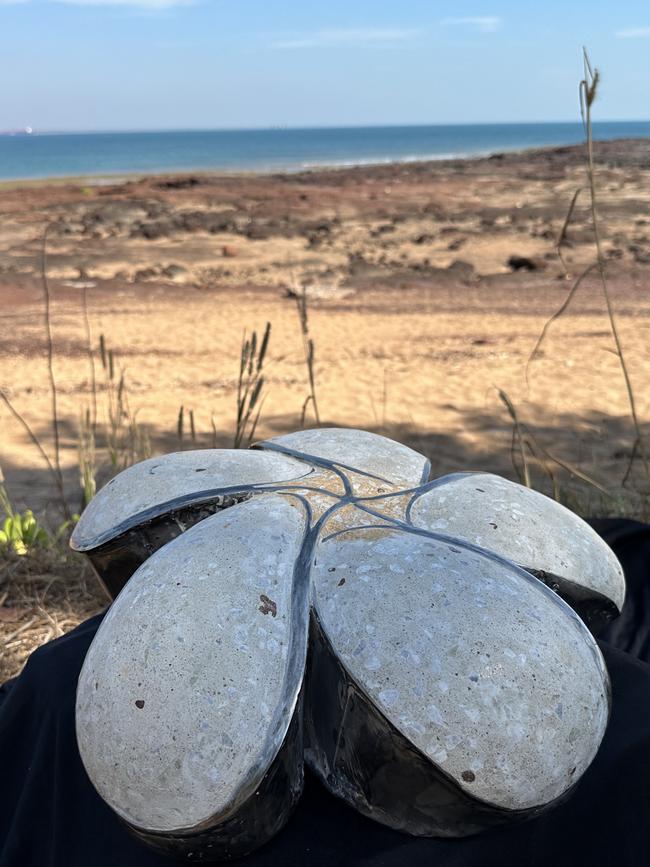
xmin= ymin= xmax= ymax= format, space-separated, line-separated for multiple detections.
xmin=1 ymin=122 xmax=650 ymax=182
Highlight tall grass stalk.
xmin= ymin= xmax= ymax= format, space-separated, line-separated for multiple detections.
xmin=580 ymin=51 xmax=648 ymax=481
xmin=527 ymin=50 xmax=647 ymax=487
xmin=293 ymin=285 xmax=321 ymax=426
xmin=498 ymin=389 xmax=608 ymax=498
xmin=555 ymin=187 xmax=583 ymax=278
xmin=81 ymin=284 xmax=98 ymax=431
xmin=177 ymin=405 xmax=185 ymax=448
xmin=177 ymin=406 xmax=197 ymax=450
xmin=498 ymin=389 xmax=531 ymax=488
xmin=77 ymin=409 xmax=96 ymax=507
xmin=0 ymin=388 xmax=66 ymax=511
xmin=98 ymin=334 xmax=151 ymax=469
xmin=0 ymin=465 xmax=14 ymax=520
xmin=40 ymin=223 xmax=68 ymax=517
xmin=234 ymin=322 xmax=271 ymax=448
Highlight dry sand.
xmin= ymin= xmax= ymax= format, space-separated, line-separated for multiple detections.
xmin=2 ymin=139 xmax=650 ymax=676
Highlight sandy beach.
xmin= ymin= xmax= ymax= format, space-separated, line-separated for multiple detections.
xmin=2 ymin=138 xmax=650 ymax=524
xmin=3 ymin=138 xmax=650 ymax=676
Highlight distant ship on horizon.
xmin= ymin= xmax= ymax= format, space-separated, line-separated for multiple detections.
xmin=0 ymin=127 xmax=34 ymax=137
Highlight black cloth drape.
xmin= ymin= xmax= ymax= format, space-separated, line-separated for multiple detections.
xmin=1 ymin=519 xmax=649 ymax=867
xmin=590 ymin=518 xmax=650 ymax=661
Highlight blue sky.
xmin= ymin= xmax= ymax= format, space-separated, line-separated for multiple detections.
xmin=2 ymin=0 xmax=650 ymax=131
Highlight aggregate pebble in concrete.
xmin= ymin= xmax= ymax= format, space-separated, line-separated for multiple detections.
xmin=76 ymin=494 xmax=308 ymax=832
xmin=71 ymin=449 xmax=309 ymax=550
xmin=312 ymin=525 xmax=610 ymax=811
xmin=260 ymin=427 xmax=430 ymax=489
xmin=410 ymin=473 xmax=625 ymax=610
xmin=74 ymin=428 xmax=621 ymax=838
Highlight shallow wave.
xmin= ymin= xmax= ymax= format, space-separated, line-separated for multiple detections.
xmin=298 ymin=150 xmax=493 ymax=169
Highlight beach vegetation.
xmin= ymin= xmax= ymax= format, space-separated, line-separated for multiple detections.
xmin=2 ymin=50 xmax=650 ymax=678
xmin=234 ymin=321 xmax=271 ymax=449
xmin=507 ymin=50 xmax=648 ymax=506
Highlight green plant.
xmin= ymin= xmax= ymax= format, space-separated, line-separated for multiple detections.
xmin=0 ymin=509 xmax=50 ymax=556
xmin=0 ymin=467 xmax=78 ymax=555
xmin=53 ymin=512 xmax=80 ymax=542
xmin=0 ymin=474 xmax=49 ymax=556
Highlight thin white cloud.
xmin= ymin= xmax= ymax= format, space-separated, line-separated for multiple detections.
xmin=616 ymin=27 xmax=650 ymax=38
xmin=0 ymin=0 xmax=193 ymax=6
xmin=443 ymin=16 xmax=502 ymax=33
xmin=52 ymin=0 xmax=192 ymax=8
xmin=272 ymin=28 xmax=420 ymax=50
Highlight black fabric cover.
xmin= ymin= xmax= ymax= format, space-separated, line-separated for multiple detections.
xmin=1 ymin=519 xmax=649 ymax=867
xmin=590 ymin=518 xmax=650 ymax=661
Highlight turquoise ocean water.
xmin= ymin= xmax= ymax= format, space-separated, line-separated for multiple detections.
xmin=1 ymin=122 xmax=650 ymax=181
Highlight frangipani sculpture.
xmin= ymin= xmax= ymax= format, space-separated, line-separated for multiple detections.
xmin=71 ymin=429 xmax=624 ymax=861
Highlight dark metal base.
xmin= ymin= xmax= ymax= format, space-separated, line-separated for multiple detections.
xmin=85 ymin=494 xmax=252 ymax=599
xmin=304 ymin=614 xmax=573 ymax=838
xmin=128 ymin=692 xmax=304 ymax=862
xmin=525 ymin=567 xmax=620 ymax=634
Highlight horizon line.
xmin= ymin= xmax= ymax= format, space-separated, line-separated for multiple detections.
xmin=2 ymin=119 xmax=650 ymax=136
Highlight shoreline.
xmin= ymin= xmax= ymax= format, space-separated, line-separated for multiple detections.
xmin=2 ymin=116 xmax=650 ymax=184
xmin=2 ymin=135 xmax=650 ymax=523
xmin=4 ymin=133 xmax=650 ymax=188
xmin=0 ymin=137 xmax=618 ymax=188
xmin=0 ymin=147 xmax=505 ymax=186
xmin=4 ymin=128 xmax=650 ymax=680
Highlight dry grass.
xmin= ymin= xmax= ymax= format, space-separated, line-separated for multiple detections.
xmin=2 ymin=53 xmax=650 ymax=682
xmin=0 ymin=546 xmax=105 ymax=682
xmin=292 ymin=283 xmax=321 ymax=427
xmin=505 ymin=51 xmax=648 ymax=506
xmin=234 ymin=322 xmax=271 ymax=448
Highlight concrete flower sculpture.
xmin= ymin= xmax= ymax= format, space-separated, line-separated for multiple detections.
xmin=71 ymin=429 xmax=624 ymax=861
